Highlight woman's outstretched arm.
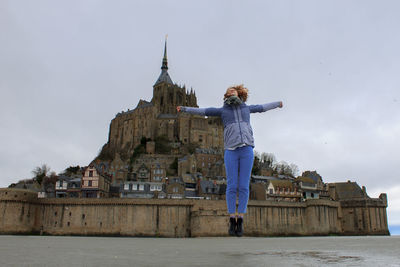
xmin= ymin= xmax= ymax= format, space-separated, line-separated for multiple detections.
xmin=177 ymin=106 xmax=223 ymax=117
xmin=248 ymin=101 xmax=283 ymax=113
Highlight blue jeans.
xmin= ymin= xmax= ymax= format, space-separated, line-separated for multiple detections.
xmin=224 ymin=145 xmax=254 ymax=214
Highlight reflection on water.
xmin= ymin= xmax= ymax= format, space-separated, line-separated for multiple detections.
xmin=225 ymin=251 xmax=363 ymax=265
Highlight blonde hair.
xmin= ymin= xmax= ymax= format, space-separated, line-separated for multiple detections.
xmin=224 ymin=84 xmax=249 ymax=102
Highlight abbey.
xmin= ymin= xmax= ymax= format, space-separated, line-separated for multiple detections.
xmin=101 ymin=40 xmax=224 ymax=183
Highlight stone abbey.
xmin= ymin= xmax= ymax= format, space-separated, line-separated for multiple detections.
xmin=102 ymin=40 xmax=224 ymax=184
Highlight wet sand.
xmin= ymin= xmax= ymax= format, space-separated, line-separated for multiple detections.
xmin=0 ymin=235 xmax=399 ymax=266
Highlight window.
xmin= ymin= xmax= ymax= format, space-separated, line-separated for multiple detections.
xmin=269 ymin=189 xmax=273 ymax=194
xmin=139 ymin=184 xmax=144 ymax=191
xmin=173 ymin=187 xmax=178 ymax=193
xmin=129 ymin=184 xmax=133 ymax=191
xmin=88 ymin=180 xmax=92 ymax=187
xmin=124 ymin=184 xmax=129 ymax=190
xmin=89 ymin=171 xmax=93 ymax=177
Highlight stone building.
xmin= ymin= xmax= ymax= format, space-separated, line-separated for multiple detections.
xmin=67 ymin=178 xmax=81 ymax=198
xmin=267 ymin=180 xmax=301 ymax=202
xmin=120 ymin=181 xmax=165 ymax=199
xmin=166 ymin=177 xmax=185 ymax=199
xmin=81 ymin=165 xmax=111 ymax=198
xmin=104 ymin=40 xmax=224 ymax=170
xmin=55 ymin=175 xmax=69 ymax=198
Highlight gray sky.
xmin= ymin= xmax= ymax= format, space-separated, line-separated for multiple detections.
xmin=1 ymin=0 xmax=399 ymax=225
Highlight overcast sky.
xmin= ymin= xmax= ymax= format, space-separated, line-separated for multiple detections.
xmin=1 ymin=0 xmax=399 ymax=226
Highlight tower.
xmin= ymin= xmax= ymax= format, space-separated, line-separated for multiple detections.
xmin=151 ymin=37 xmax=198 ymax=114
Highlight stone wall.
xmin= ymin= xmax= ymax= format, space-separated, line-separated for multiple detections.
xmin=0 ymin=188 xmax=389 ymax=237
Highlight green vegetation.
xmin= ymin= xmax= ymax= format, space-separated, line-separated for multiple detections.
xmin=252 ymin=151 xmax=299 ymax=177
xmin=154 ymin=135 xmax=171 ymax=154
xmin=184 ymin=142 xmax=200 ymax=154
xmin=62 ymin=165 xmax=81 ymax=176
xmin=32 ymin=164 xmax=51 ymax=185
xmin=169 ymin=157 xmax=178 ymax=175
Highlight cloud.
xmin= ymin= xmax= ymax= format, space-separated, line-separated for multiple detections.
xmin=0 ymin=0 xmax=399 ymax=198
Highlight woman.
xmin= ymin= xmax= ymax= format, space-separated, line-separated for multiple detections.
xmin=177 ymin=84 xmax=283 ymax=236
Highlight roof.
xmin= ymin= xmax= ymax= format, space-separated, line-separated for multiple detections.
xmin=57 ymin=175 xmax=73 ymax=181
xmin=184 ymin=190 xmax=198 ymax=198
xmin=137 ymin=163 xmax=150 ymax=172
xmin=157 ymin=113 xmax=178 ymax=119
xmin=168 ymin=177 xmax=184 ymax=184
xmin=136 ymin=99 xmax=153 ymax=109
xmin=154 ymin=70 xmax=173 ymax=86
xmin=252 ymin=175 xmax=278 ymax=181
xmin=154 ymin=39 xmax=173 ymax=86
xmin=195 ymin=148 xmax=223 ymax=154
xmin=302 ymin=171 xmax=323 ymax=183
xmin=295 ymin=176 xmax=316 ymax=184
xmin=200 ymin=180 xmax=222 ymax=194
xmin=331 ymin=181 xmax=368 ymax=200
xmin=269 ymin=180 xmax=294 ymax=189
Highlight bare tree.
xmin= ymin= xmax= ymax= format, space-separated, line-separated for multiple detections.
xmin=261 ymin=152 xmax=276 ymax=169
xmin=289 ymin=163 xmax=299 ymax=177
xmin=32 ymin=164 xmax=51 ymax=184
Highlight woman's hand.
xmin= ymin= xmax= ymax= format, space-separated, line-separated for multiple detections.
xmin=176 ymin=106 xmax=182 ymax=112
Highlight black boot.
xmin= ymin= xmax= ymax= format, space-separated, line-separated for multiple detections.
xmin=228 ymin=217 xmax=236 ymax=236
xmin=236 ymin=217 xmax=244 ymax=237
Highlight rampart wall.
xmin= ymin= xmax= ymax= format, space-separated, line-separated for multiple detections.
xmin=0 ymin=188 xmax=389 ymax=237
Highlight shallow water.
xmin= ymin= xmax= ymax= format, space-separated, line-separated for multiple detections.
xmin=0 ymin=235 xmax=399 ymax=266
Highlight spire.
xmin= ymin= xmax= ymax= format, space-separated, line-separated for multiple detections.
xmin=161 ymin=35 xmax=168 ymax=70
xmin=154 ymin=35 xmax=173 ymax=86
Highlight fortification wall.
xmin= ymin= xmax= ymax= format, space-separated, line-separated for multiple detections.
xmin=0 ymin=189 xmax=41 ymax=234
xmin=340 ymin=197 xmax=389 ymax=235
xmin=0 ymin=188 xmax=389 ymax=237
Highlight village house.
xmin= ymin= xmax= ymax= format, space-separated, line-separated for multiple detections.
xmin=182 ymin=173 xmax=200 ymax=199
xmin=166 ymin=177 xmax=185 ymax=199
xmin=250 ymin=182 xmax=267 ymax=200
xmin=37 ymin=180 xmax=55 ymax=198
xmin=267 ymin=180 xmax=301 ymax=202
xmin=194 ymin=148 xmax=223 ymax=178
xmin=55 ymin=175 xmax=70 ymax=198
xmin=66 ymin=177 xmax=81 ymax=198
xmin=294 ymin=176 xmax=319 ymax=200
xmin=198 ymin=180 xmax=226 ymax=200
xmin=136 ymin=164 xmax=151 ymax=182
xmin=120 ymin=181 xmax=165 ymax=198
xmin=81 ymin=165 xmax=111 ymax=198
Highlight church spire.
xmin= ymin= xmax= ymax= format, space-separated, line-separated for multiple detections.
xmin=154 ymin=35 xmax=173 ymax=86
xmin=161 ymin=36 xmax=168 ymax=70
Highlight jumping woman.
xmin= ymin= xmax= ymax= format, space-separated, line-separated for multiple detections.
xmin=177 ymin=84 xmax=283 ymax=236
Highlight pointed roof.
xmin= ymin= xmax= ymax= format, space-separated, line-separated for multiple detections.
xmin=154 ymin=36 xmax=173 ymax=86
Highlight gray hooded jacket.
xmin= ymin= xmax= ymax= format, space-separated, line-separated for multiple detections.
xmin=180 ymin=101 xmax=281 ymax=150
